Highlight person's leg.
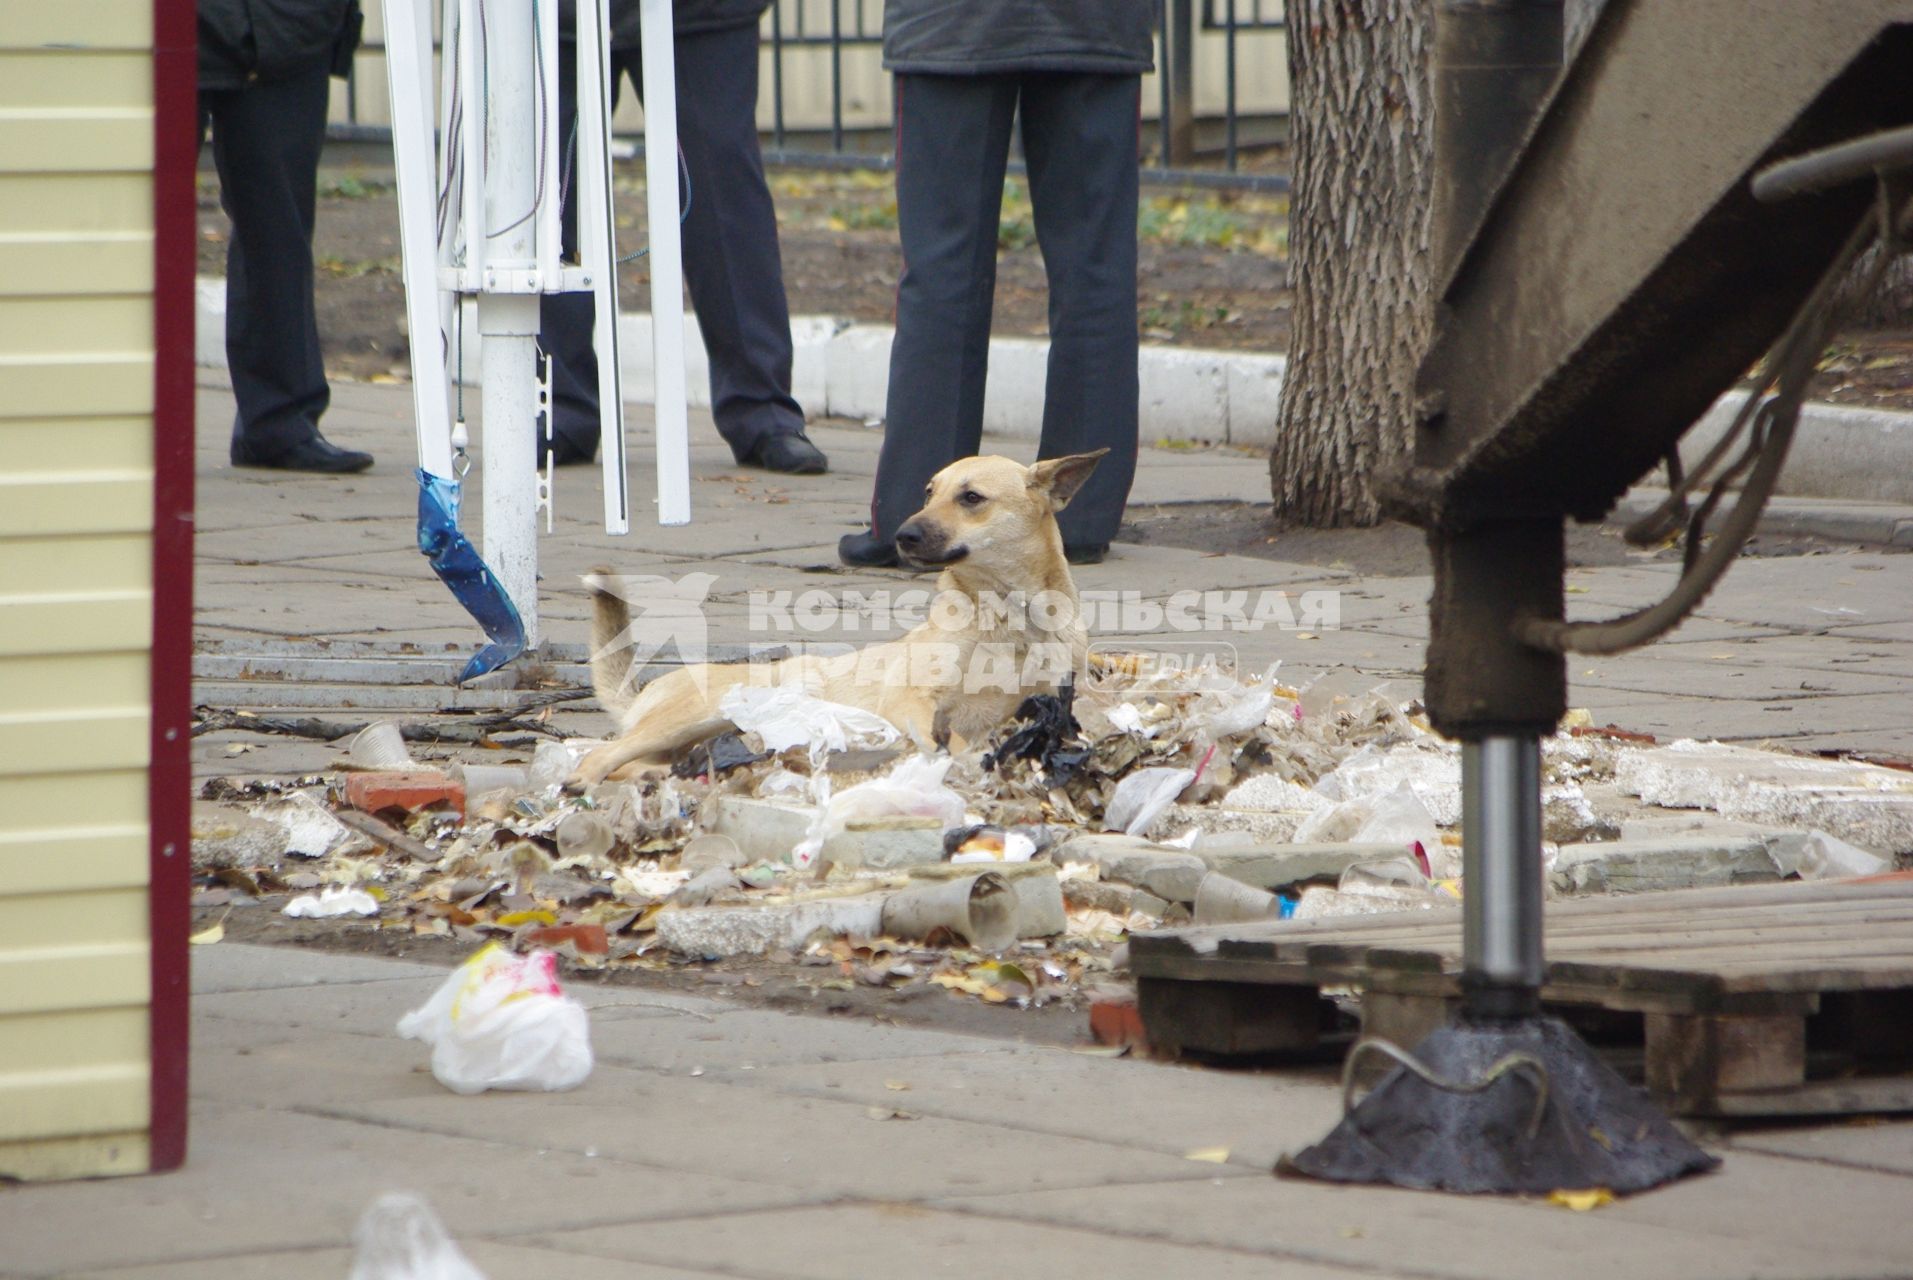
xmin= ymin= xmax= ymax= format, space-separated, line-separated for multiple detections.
xmin=1019 ymin=73 xmax=1141 ymax=552
xmin=863 ymin=73 xmax=1019 ymax=545
xmin=669 ymin=24 xmax=814 ymax=466
xmin=536 ymin=45 xmax=638 ymax=463
xmin=209 ymin=69 xmax=342 ymax=462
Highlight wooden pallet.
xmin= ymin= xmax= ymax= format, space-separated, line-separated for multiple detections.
xmin=1129 ymin=877 xmax=1913 ymax=1117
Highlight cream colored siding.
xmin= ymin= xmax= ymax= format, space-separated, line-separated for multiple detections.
xmin=0 ymin=5 xmax=160 ymax=1179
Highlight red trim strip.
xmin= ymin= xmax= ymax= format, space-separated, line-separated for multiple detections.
xmin=148 ymin=0 xmax=198 ymax=1174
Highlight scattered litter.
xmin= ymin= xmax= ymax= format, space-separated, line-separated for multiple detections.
xmin=188 ymin=653 xmax=1908 ymax=1030
xmin=256 ymin=790 xmax=355 ymax=858
xmin=397 ymin=944 xmax=593 ymax=1094
xmin=349 ymin=1191 xmax=487 ymax=1280
xmin=346 ymin=721 xmax=416 ymax=771
xmin=983 ymin=683 xmax=1092 ymax=783
xmin=1105 ymin=766 xmax=1198 ymax=838
xmin=718 ymin=683 xmax=898 ymax=765
xmin=283 ymin=886 xmax=380 ymax=918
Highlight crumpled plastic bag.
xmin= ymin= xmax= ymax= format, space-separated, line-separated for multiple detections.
xmin=397 ymin=945 xmax=592 ymax=1095
xmin=792 ymin=754 xmax=967 ymax=869
xmin=718 ymin=683 xmax=899 ymax=765
xmin=1104 ymin=766 xmax=1198 ymax=838
xmin=283 ymin=885 xmax=380 ymax=918
xmin=349 ymin=1192 xmax=488 ymax=1280
xmin=1350 ymin=783 xmax=1455 ymax=879
xmin=1195 ymin=665 xmax=1279 ymax=741
xmin=1312 ymin=741 xmax=1462 ymax=825
xmin=1770 ymin=829 xmax=1891 ymax=881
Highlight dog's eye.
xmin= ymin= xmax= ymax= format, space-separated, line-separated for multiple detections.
xmin=960 ymin=490 xmax=986 ymax=508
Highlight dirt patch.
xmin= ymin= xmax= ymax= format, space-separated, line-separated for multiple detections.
xmin=199 ymin=898 xmax=1105 ymax=1049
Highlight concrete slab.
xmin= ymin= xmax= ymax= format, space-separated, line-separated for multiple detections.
xmin=1729 ymin=1119 xmax=1913 ymax=1177
xmin=704 ymin=1046 xmax=1345 ymax=1171
xmin=938 ymin=1168 xmax=1884 ymax=1280
xmin=532 ymin=1201 xmax=1356 ymax=1280
xmin=192 ymin=942 xmax=446 ymax=994
xmin=0 ymin=1104 xmax=814 ymax=1276
xmin=61 ymin=1243 xmax=728 ymax=1280
xmin=317 ymin=1063 xmax=1232 ymax=1201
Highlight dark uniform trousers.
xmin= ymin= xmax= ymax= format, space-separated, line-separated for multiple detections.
xmin=874 ymin=72 xmax=1141 ymax=548
xmin=540 ymin=23 xmax=804 ymax=461
xmin=199 ymin=68 xmax=334 ymax=459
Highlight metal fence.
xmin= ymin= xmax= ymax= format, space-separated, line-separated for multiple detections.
xmin=335 ymin=0 xmax=1289 ymax=191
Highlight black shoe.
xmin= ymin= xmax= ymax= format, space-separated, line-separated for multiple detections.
xmin=839 ymin=529 xmax=899 ymax=568
xmin=1065 ymin=543 xmax=1109 ymax=566
xmin=746 ymin=431 xmax=828 ymax=475
xmin=541 ymin=433 xmax=597 ymax=467
xmin=232 ymin=433 xmax=373 ymax=474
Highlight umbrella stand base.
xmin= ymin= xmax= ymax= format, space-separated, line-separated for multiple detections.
xmin=1280 ymin=1014 xmax=1718 ymax=1196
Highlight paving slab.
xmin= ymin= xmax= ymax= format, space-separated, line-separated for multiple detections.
xmin=703 ymin=1046 xmax=1345 ymax=1171
xmin=937 ymin=1168 xmax=1895 ymax=1280
xmin=1727 ymin=1120 xmax=1913 ymax=1177
xmin=530 ymin=1201 xmax=1363 ymax=1280
xmin=0 ymin=1104 xmax=814 ymax=1276
xmin=60 ymin=1242 xmax=726 ymax=1280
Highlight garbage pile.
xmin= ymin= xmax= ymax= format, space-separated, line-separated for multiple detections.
xmin=191 ymin=661 xmax=1906 ymax=1010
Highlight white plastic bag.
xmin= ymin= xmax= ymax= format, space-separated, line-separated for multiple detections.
xmin=1104 ymin=766 xmax=1198 ymax=838
xmin=349 ymin=1192 xmax=488 ymax=1280
xmin=719 ymin=683 xmax=899 ymax=765
xmin=282 ymin=885 xmax=380 ymax=918
xmin=1772 ymin=829 xmax=1891 ymax=881
xmin=791 ymin=754 xmax=967 ymax=869
xmin=397 ymin=945 xmax=592 ymax=1095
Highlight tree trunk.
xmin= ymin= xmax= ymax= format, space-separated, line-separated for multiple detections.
xmin=1271 ymin=1 xmax=1433 ymax=527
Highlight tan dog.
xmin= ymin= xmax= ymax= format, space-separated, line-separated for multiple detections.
xmin=570 ymin=449 xmax=1106 ymax=787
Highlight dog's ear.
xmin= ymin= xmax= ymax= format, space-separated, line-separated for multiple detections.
xmin=1026 ymin=449 xmax=1108 ymax=512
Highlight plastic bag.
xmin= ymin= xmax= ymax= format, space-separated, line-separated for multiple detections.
xmin=1104 ymin=766 xmax=1198 ymax=838
xmin=792 ymin=755 xmax=967 ymax=869
xmin=397 ymin=945 xmax=592 ymax=1095
xmin=282 ymin=885 xmax=380 ymax=918
xmin=349 ymin=1192 xmax=487 ymax=1280
xmin=718 ymin=683 xmax=899 ymax=765
xmin=1771 ymin=829 xmax=1891 ymax=881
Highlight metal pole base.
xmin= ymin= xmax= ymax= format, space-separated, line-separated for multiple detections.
xmin=1280 ymin=1015 xmax=1717 ymax=1196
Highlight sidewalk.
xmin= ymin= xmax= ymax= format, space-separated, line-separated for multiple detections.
xmin=190 ymin=372 xmax=1913 ymax=763
xmin=5 ymin=376 xmax=1910 ymax=1279
xmin=2 ymin=941 xmax=1910 ymax=1279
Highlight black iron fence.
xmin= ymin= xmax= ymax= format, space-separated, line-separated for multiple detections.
xmin=337 ymin=0 xmax=1288 ymax=191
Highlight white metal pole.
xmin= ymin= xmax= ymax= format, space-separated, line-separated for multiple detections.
xmin=381 ymin=0 xmax=456 ymax=478
xmin=576 ymin=0 xmax=631 ymax=534
xmin=477 ymin=0 xmax=543 ymax=646
xmin=638 ymin=0 xmax=692 ymax=526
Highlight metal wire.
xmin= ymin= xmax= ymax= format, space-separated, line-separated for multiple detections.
xmin=1342 ymin=1038 xmax=1552 ymax=1143
xmin=1519 ymin=179 xmax=1909 ymax=657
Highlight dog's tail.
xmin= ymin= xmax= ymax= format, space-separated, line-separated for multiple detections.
xmin=584 ymin=568 xmax=638 ymax=716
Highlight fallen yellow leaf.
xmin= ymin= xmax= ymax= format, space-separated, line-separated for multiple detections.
xmin=1183 ymin=1146 xmax=1231 ymax=1164
xmin=189 ymin=910 xmax=230 ymax=946
xmin=1548 ymin=1188 xmax=1615 ymax=1211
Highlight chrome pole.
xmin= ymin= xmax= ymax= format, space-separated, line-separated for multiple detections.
xmin=1461 ymin=734 xmax=1544 ymax=1018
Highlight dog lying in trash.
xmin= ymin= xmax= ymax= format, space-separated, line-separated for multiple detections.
xmin=569 ymin=450 xmax=1106 ymax=787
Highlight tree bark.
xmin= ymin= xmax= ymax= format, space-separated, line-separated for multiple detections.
xmin=1270 ymin=0 xmax=1433 ymax=527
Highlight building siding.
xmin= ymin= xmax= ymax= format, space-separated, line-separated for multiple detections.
xmin=0 ymin=3 xmax=163 ymax=1180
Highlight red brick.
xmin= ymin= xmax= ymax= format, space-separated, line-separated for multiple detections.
xmin=522 ymin=923 xmax=609 ymax=956
xmin=344 ymin=770 xmax=465 ymax=817
xmin=1089 ymin=995 xmax=1147 ymax=1049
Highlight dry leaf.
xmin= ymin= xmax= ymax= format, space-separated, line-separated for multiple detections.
xmin=1548 ymin=1188 xmax=1615 ymax=1212
xmin=189 ymin=910 xmax=230 ymax=946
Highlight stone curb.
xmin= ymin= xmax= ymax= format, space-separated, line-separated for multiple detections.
xmin=196 ymin=276 xmax=1913 ymax=494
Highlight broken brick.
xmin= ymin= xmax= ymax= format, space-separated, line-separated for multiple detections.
xmin=344 ymin=770 xmax=465 ymax=818
xmin=1089 ymin=994 xmax=1148 ymax=1049
xmin=521 ymin=923 xmax=609 ymax=956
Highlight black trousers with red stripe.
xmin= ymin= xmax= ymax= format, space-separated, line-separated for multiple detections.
xmin=870 ymin=71 xmax=1141 ymax=547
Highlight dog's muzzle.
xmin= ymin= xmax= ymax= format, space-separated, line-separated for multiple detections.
xmin=895 ymin=518 xmax=968 ymax=567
